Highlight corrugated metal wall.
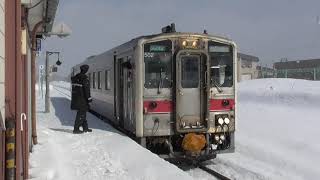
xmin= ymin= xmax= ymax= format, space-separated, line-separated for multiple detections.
xmin=0 ymin=0 xmax=5 ymax=123
xmin=0 ymin=0 xmax=5 ymax=179
xmin=5 ymin=0 xmax=24 ymax=179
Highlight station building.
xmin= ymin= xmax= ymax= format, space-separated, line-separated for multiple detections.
xmin=257 ymin=66 xmax=275 ymax=78
xmin=238 ymin=53 xmax=260 ymax=81
xmin=0 ymin=1 xmax=59 ymax=179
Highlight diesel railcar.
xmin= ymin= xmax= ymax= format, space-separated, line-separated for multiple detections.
xmin=72 ymin=24 xmax=238 ymax=161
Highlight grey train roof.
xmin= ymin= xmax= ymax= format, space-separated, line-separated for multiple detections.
xmin=75 ymin=32 xmax=232 ymax=68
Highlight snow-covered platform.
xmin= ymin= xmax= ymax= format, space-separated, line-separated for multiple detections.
xmin=30 ymin=79 xmax=320 ymax=180
xmin=29 ymin=83 xmax=193 ymax=180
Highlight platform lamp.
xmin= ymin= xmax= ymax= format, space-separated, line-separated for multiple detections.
xmin=44 ymin=23 xmax=71 ymax=113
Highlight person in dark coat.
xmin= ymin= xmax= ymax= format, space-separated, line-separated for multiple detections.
xmin=71 ymin=64 xmax=93 ymax=134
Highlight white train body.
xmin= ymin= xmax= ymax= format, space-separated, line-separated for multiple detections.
xmin=72 ymin=30 xmax=238 ymax=161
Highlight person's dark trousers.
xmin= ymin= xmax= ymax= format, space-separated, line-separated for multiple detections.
xmin=82 ymin=118 xmax=89 ymax=131
xmin=74 ymin=110 xmax=87 ymax=131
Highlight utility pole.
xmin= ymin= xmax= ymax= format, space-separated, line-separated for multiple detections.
xmin=45 ymin=51 xmax=61 ymax=113
xmin=45 ymin=52 xmax=50 ymax=113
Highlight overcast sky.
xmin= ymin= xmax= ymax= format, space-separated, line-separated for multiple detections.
xmin=41 ymin=0 xmax=320 ymax=76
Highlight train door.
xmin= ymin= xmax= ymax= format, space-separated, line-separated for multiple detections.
xmin=115 ymin=57 xmax=132 ymax=128
xmin=124 ymin=57 xmax=134 ymax=131
xmin=175 ymin=51 xmax=209 ymax=132
xmin=122 ymin=60 xmax=128 ymax=128
xmin=115 ymin=58 xmax=124 ymax=127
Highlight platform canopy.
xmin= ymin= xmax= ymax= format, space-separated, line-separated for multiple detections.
xmin=25 ymin=0 xmax=59 ymax=33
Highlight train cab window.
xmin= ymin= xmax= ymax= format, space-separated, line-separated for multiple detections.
xmin=88 ymin=73 xmax=91 ymax=88
xmin=98 ymin=71 xmax=102 ymax=89
xmin=105 ymin=70 xmax=111 ymax=90
xmin=208 ymin=41 xmax=233 ymax=87
xmin=144 ymin=40 xmax=172 ymax=88
xmin=93 ymin=72 xmax=96 ymax=89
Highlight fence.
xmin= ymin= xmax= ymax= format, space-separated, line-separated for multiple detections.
xmin=256 ymin=68 xmax=320 ymax=80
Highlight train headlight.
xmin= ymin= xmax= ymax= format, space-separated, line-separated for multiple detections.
xmin=192 ymin=41 xmax=197 ymax=47
xmin=214 ymin=135 xmax=219 ymax=141
xmin=182 ymin=40 xmax=187 ymax=46
xmin=220 ymin=135 xmax=225 ymax=141
xmin=218 ymin=118 xmax=224 ymax=125
xmin=224 ymin=117 xmax=230 ymax=124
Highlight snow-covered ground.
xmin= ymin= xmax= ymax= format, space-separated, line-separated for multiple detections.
xmin=189 ymin=79 xmax=320 ymax=180
xmin=30 ymin=79 xmax=320 ymax=180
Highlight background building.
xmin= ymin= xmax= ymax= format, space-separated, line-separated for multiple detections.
xmin=274 ymin=58 xmax=320 ymax=80
xmin=257 ymin=66 xmax=275 ymax=78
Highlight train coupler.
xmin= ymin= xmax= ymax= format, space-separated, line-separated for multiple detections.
xmin=181 ymin=133 xmax=206 ymax=156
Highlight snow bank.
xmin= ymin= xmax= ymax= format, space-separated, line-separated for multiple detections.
xmin=239 ymin=78 xmax=320 ymax=107
xmin=51 ymin=81 xmax=71 ymax=91
xmin=190 ymin=78 xmax=320 ymax=180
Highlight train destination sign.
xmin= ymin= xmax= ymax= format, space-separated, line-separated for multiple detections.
xmin=149 ymin=45 xmax=167 ymax=52
xmin=209 ymin=45 xmax=230 ymax=53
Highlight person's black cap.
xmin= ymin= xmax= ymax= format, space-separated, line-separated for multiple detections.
xmin=80 ymin=64 xmax=89 ymax=73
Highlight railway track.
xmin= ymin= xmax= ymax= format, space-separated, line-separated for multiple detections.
xmin=52 ymin=85 xmax=233 ymax=180
xmin=52 ymin=86 xmax=71 ymax=98
xmin=198 ymin=164 xmax=232 ymax=180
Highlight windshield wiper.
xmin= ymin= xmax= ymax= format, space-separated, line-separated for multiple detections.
xmin=212 ymin=79 xmax=223 ymax=93
xmin=157 ymin=68 xmax=163 ymax=94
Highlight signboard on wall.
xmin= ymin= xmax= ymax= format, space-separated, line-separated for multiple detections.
xmin=52 ymin=66 xmax=58 ymax=72
xmin=36 ymin=38 xmax=41 ymax=50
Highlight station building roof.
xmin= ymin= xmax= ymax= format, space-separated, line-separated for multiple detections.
xmin=238 ymin=53 xmax=260 ymax=62
xmin=274 ymin=58 xmax=320 ymax=70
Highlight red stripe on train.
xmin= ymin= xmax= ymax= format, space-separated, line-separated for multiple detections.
xmin=210 ymin=99 xmax=235 ymax=111
xmin=143 ymin=100 xmax=173 ymax=113
xmin=143 ymin=99 xmax=235 ymax=113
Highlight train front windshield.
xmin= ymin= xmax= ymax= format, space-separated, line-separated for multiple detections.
xmin=144 ymin=40 xmax=172 ymax=88
xmin=208 ymin=41 xmax=234 ymax=87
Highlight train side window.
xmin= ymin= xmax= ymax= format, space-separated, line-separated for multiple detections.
xmin=98 ymin=71 xmax=102 ymax=89
xmin=105 ymin=70 xmax=111 ymax=90
xmin=88 ymin=73 xmax=91 ymax=88
xmin=93 ymin=72 xmax=96 ymax=89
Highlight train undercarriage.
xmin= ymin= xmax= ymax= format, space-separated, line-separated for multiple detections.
xmin=141 ymin=131 xmax=234 ymax=163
